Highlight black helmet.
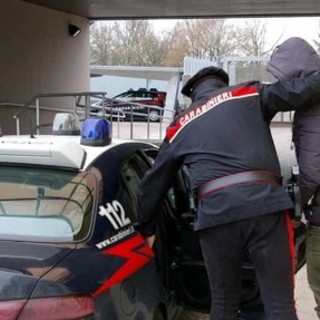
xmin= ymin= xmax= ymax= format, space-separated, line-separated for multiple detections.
xmin=181 ymin=66 xmax=229 ymax=98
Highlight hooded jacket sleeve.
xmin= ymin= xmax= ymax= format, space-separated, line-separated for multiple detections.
xmin=136 ymin=139 xmax=182 ymax=236
xmin=291 ymin=113 xmax=320 ymax=210
xmin=259 ymin=74 xmax=320 ymax=118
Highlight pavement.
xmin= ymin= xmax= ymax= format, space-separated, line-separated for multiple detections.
xmin=178 ymin=267 xmax=318 ymax=320
xmin=295 ymin=265 xmax=318 ymax=319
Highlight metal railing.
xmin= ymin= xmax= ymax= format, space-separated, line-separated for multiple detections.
xmin=0 ymin=91 xmax=176 ymax=143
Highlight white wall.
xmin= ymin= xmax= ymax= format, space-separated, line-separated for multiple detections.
xmin=90 ymin=75 xmax=168 ymax=97
xmin=0 ymin=0 xmax=90 ymax=134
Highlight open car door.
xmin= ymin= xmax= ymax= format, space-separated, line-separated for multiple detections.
xmin=166 ymin=166 xmax=262 ymax=312
xmin=167 ymin=166 xmax=307 ymax=313
xmin=140 ymin=148 xmax=306 ymax=314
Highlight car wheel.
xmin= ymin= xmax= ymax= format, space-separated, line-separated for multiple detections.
xmin=148 ymin=110 xmax=160 ymax=122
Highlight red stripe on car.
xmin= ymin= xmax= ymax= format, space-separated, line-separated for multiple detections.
xmin=93 ymin=235 xmax=154 ymax=296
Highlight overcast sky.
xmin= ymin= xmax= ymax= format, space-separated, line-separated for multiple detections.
xmin=150 ymin=16 xmax=320 ymax=48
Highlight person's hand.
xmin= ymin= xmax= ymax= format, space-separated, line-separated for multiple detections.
xmin=145 ymin=235 xmax=156 ymax=248
xmin=291 ymin=219 xmax=302 ymax=229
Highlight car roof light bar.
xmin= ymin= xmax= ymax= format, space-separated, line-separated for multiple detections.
xmin=81 ymin=118 xmax=112 ymax=147
xmin=52 ymin=113 xmax=81 ymax=136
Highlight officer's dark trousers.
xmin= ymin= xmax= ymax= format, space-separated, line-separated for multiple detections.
xmin=198 ymin=211 xmax=298 ymax=320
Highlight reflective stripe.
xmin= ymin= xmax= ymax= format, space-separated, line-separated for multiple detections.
xmin=166 ymin=85 xmax=259 ymax=143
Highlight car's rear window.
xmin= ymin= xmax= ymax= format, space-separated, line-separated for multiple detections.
xmin=0 ymin=166 xmax=97 ymax=242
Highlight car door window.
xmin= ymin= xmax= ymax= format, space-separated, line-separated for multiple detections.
xmin=143 ymin=152 xmax=176 ymax=209
xmin=144 ymin=150 xmax=192 ymax=215
xmin=119 ymin=153 xmax=149 ymax=223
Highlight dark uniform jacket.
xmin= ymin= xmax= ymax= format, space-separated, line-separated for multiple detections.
xmin=267 ymin=37 xmax=320 ymax=225
xmin=137 ymin=74 xmax=320 ymax=235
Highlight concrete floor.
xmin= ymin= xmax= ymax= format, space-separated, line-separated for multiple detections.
xmin=177 ymin=267 xmax=318 ymax=320
xmin=295 ymin=265 xmax=318 ymax=319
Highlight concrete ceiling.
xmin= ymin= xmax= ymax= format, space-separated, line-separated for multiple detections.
xmin=22 ymin=0 xmax=320 ymax=20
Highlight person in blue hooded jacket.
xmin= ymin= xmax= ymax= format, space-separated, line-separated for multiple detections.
xmin=267 ymin=37 xmax=320 ymax=318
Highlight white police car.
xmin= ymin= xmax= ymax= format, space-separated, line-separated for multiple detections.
xmin=0 ymin=111 xmax=306 ymax=320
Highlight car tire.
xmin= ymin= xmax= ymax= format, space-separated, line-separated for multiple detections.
xmin=148 ymin=110 xmax=161 ymax=122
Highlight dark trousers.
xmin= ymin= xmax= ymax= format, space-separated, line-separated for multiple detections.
xmin=198 ymin=211 xmax=298 ymax=320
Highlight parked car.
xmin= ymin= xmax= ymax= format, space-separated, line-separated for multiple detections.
xmin=0 ymin=113 xmax=306 ymax=320
xmin=99 ymin=88 xmax=166 ymax=122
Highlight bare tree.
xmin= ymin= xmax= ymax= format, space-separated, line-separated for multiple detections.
xmin=90 ymin=20 xmax=169 ymax=66
xmin=161 ymin=19 xmax=237 ymax=66
xmin=90 ymin=19 xmax=285 ymax=68
xmin=142 ymin=30 xmax=170 ymax=66
xmin=112 ymin=20 xmax=162 ymax=66
xmin=163 ymin=23 xmax=189 ymax=67
xmin=235 ymin=20 xmax=282 ymax=56
xmin=182 ymin=19 xmax=238 ymax=60
xmin=90 ymin=19 xmax=239 ymax=68
xmin=90 ymin=22 xmax=114 ymax=64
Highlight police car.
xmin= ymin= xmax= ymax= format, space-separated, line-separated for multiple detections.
xmin=94 ymin=88 xmax=166 ymax=122
xmin=0 ymin=111 xmax=306 ymax=320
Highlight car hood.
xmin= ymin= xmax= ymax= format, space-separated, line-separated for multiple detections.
xmin=0 ymin=241 xmax=75 ymax=300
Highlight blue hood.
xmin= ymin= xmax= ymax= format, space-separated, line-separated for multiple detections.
xmin=267 ymin=37 xmax=320 ymax=81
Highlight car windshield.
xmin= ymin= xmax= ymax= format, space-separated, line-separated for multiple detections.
xmin=0 ymin=165 xmax=97 ymax=242
xmin=115 ymin=92 xmax=135 ymax=99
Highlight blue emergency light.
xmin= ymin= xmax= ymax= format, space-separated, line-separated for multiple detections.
xmin=80 ymin=118 xmax=112 ymax=146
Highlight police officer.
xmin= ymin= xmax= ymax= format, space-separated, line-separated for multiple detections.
xmin=137 ymin=66 xmax=320 ymax=320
